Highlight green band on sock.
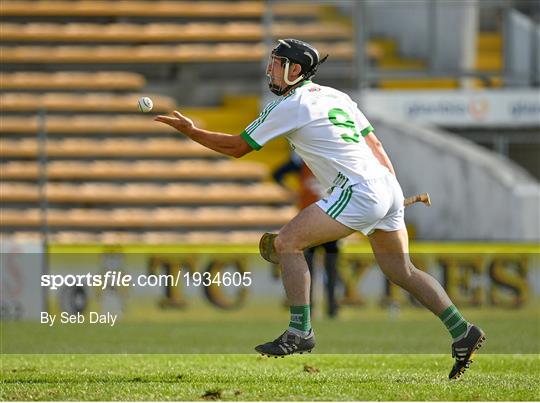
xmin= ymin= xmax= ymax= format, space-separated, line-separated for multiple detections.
xmin=289 ymin=305 xmax=311 ymax=332
xmin=452 ymin=321 xmax=468 ymax=339
xmin=439 ymin=305 xmax=457 ymax=322
xmin=439 ymin=305 xmax=468 ymax=340
xmin=445 ymin=313 xmax=462 ymax=328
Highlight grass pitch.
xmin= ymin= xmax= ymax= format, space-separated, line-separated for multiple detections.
xmin=2 ymin=303 xmax=539 ymax=400
xmin=2 ymin=301 xmax=539 ymax=354
xmin=1 ymin=354 xmax=539 ymax=401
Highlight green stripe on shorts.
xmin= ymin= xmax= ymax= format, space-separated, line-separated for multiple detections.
xmin=327 ymin=186 xmax=352 ymax=218
xmin=326 ymin=188 xmax=348 ymax=217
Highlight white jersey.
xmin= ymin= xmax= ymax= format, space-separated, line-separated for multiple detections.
xmin=241 ymin=80 xmax=390 ymax=193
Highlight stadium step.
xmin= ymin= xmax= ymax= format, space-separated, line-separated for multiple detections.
xmin=0 ymin=71 xmax=146 ymax=91
xmin=475 ymin=32 xmax=502 ymax=73
xmin=378 ymin=58 xmax=427 ymax=70
xmin=0 ymin=115 xmax=193 ymax=134
xmin=2 ymin=230 xmax=267 ymax=245
xmin=1 ymin=182 xmax=292 ymax=205
xmin=0 ymin=161 xmax=268 ymax=181
xmin=0 ymin=93 xmax=176 ymax=113
xmin=0 ymin=22 xmax=352 ymax=42
xmin=370 ymin=38 xmax=398 ymax=58
xmin=0 ymin=1 xmax=322 ymax=18
xmin=0 ymin=42 xmax=356 ymax=64
xmin=477 ymin=32 xmax=502 ymax=52
xmin=0 ymin=207 xmax=297 ymax=228
xmin=378 ymin=78 xmax=459 ymax=90
xmin=0 ymin=139 xmax=222 ymax=158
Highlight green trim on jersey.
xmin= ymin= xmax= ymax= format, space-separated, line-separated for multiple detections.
xmin=245 ymin=99 xmax=280 ymax=135
xmin=361 ymin=125 xmax=374 ymax=137
xmin=327 ymin=186 xmax=353 ymax=218
xmin=300 ymin=80 xmax=312 ymax=87
xmin=241 ymin=88 xmax=299 ymax=150
xmin=240 ymin=130 xmax=262 ymax=151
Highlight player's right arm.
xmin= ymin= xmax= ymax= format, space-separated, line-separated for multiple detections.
xmin=154 ymin=111 xmax=252 ymax=158
xmin=364 ymin=132 xmax=396 ymax=176
xmin=156 ymin=99 xmax=297 ymax=158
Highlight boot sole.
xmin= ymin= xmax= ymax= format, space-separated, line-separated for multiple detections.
xmin=257 ymin=349 xmax=313 ymax=358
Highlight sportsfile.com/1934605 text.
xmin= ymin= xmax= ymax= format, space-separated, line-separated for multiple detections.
xmin=40 ymin=270 xmax=252 ymax=290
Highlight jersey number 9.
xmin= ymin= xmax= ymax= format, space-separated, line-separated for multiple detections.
xmin=328 ymin=108 xmax=360 ymax=143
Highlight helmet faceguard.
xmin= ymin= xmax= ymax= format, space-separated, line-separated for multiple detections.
xmin=266 ymin=39 xmax=328 ymax=96
xmin=266 ymin=54 xmax=305 ymax=96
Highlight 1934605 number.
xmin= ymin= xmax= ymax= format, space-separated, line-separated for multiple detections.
xmin=184 ymin=270 xmax=252 ymax=287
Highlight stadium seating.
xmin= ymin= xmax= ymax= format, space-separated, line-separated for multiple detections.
xmin=0 ymin=206 xmax=296 ymax=228
xmin=0 ymin=1 xmax=321 ymax=18
xmin=0 ymin=72 xmax=146 ymax=90
xmin=0 ymin=161 xmax=268 ymax=180
xmin=2 ymin=230 xmax=265 ymax=244
xmin=0 ymin=0 xmax=360 ymax=243
xmin=0 ymin=139 xmax=223 ymax=158
xmin=370 ymin=31 xmax=502 ymax=89
xmin=0 ymin=115 xmax=195 ymax=134
xmin=0 ymin=22 xmax=352 ymax=42
xmin=1 ymin=182 xmax=291 ymax=204
xmin=0 ymin=42 xmax=356 ymax=64
xmin=0 ymin=93 xmax=176 ymax=112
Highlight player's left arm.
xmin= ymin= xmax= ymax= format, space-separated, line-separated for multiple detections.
xmin=154 ymin=111 xmax=252 ymax=158
xmin=364 ymin=132 xmax=396 ymax=176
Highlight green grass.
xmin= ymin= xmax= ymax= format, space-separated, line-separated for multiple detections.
xmin=1 ymin=354 xmax=539 ymax=401
xmin=2 ymin=302 xmax=539 ymax=354
xmin=2 ymin=304 xmax=539 ymax=400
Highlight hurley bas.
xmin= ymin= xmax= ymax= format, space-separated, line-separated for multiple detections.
xmin=41 ymin=312 xmax=117 ymax=327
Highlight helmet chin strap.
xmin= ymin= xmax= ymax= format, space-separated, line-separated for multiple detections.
xmin=282 ymin=61 xmax=305 ymax=86
xmin=269 ymin=60 xmax=304 ymax=95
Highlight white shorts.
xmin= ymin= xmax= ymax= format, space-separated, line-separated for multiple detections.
xmin=316 ymin=174 xmax=406 ymax=235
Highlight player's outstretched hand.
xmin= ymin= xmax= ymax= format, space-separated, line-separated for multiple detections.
xmin=154 ymin=111 xmax=195 ymax=135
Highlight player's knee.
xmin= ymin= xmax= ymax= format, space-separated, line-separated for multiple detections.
xmin=274 ymin=232 xmax=303 ymax=254
xmin=274 ymin=234 xmax=290 ymax=254
xmin=385 ymin=261 xmax=414 ymax=287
